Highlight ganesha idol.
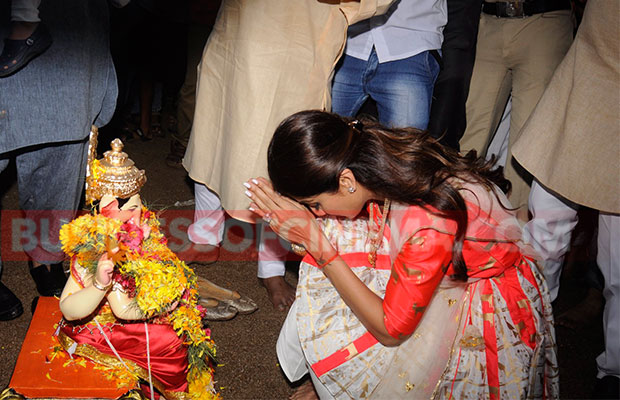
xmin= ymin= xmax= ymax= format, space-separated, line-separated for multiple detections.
xmin=56 ymin=138 xmax=221 ymax=399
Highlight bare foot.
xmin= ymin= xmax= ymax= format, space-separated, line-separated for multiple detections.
xmin=260 ymin=276 xmax=295 ymax=311
xmin=290 ymin=380 xmax=318 ymax=400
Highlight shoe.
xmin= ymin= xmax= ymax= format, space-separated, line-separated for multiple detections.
xmin=592 ymin=375 xmax=620 ymax=399
xmin=198 ymin=298 xmax=238 ymax=321
xmin=29 ymin=261 xmax=66 ymax=297
xmin=221 ymin=295 xmax=258 ymax=315
xmin=178 ymin=243 xmax=220 ymax=266
xmin=0 ymin=282 xmax=23 ymax=321
xmin=196 ymin=276 xmax=258 ymax=315
xmin=0 ymin=23 xmax=53 ymax=78
xmin=165 ymin=140 xmax=186 ymax=169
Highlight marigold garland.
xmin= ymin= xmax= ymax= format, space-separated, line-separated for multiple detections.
xmin=60 ymin=207 xmax=219 ymax=399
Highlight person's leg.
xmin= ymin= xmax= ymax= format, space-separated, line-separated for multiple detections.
xmin=11 ymin=0 xmax=41 ymax=24
xmin=427 ymin=0 xmax=481 ymax=150
xmin=188 ymin=182 xmax=225 ymax=246
xmin=461 ymin=14 xmax=512 ymax=156
xmin=331 ymin=53 xmax=372 ymax=118
xmin=0 ymin=157 xmax=24 ymax=320
xmin=15 ymin=139 xmax=89 ymax=296
xmin=505 ymin=11 xmax=573 ymax=214
xmin=485 ymin=95 xmax=511 ymax=168
xmin=178 ymin=182 xmax=224 ymax=265
xmin=523 ymin=180 xmax=579 ymax=301
xmin=168 ymin=23 xmax=213 ymax=168
xmin=258 ymin=223 xmax=295 ymax=310
xmin=595 ymin=213 xmax=620 ymax=390
xmin=16 ymin=139 xmax=89 ymax=264
xmin=1 ymin=0 xmax=51 ymax=77
xmin=369 ymin=50 xmax=440 ymax=129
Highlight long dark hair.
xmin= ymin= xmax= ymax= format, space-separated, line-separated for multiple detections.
xmin=267 ymin=110 xmax=511 ymax=280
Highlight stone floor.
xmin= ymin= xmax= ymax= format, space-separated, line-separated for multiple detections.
xmin=0 ymin=135 xmax=606 ymax=399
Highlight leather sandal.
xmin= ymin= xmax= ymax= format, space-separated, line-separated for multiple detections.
xmin=199 ymin=298 xmax=238 ymax=321
xmin=220 ymin=296 xmax=258 ymax=315
xmin=0 ymin=23 xmax=52 ymax=78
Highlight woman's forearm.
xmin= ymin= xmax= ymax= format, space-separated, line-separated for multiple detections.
xmin=321 ymin=257 xmax=403 ymax=346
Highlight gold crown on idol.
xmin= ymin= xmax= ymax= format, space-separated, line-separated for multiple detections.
xmin=85 ymin=132 xmax=146 ymax=203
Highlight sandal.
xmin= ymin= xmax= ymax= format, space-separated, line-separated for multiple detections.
xmin=0 ymin=23 xmax=52 ymax=78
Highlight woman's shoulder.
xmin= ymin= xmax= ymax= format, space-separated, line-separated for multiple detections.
xmin=391 ymin=202 xmax=457 ymax=238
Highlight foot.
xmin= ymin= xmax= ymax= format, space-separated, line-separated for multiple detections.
xmin=178 ymin=243 xmax=220 ymax=266
xmin=0 ymin=282 xmax=23 ymax=321
xmin=260 ymin=276 xmax=295 ymax=311
xmin=556 ymin=287 xmax=604 ymax=330
xmin=0 ymin=22 xmax=52 ymax=77
xmin=290 ymin=380 xmax=318 ymax=400
xmin=165 ymin=140 xmax=186 ymax=169
xmin=29 ymin=261 xmax=66 ymax=297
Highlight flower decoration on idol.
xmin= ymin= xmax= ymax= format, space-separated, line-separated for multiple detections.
xmin=60 ymin=137 xmax=219 ymax=399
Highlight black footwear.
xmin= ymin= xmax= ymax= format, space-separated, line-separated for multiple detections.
xmin=592 ymin=375 xmax=620 ymax=399
xmin=0 ymin=23 xmax=53 ymax=77
xmin=29 ymin=261 xmax=66 ymax=297
xmin=0 ymin=282 xmax=23 ymax=321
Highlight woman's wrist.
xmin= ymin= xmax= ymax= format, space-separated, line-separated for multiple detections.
xmin=315 ymin=252 xmax=340 ymax=269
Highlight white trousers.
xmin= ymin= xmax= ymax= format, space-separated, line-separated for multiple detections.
xmin=596 ymin=212 xmax=619 ymax=379
xmin=523 ymin=181 xmax=579 ymax=301
xmin=190 ymin=182 xmax=287 ymax=277
xmin=277 ymin=301 xmax=333 ymax=399
xmin=188 ymin=183 xmax=225 ymax=246
xmin=11 ymin=0 xmax=41 ymax=22
xmin=524 ymin=181 xmax=619 ymax=378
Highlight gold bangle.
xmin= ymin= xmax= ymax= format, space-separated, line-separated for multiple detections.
xmin=93 ymin=279 xmax=112 ymax=291
xmin=290 ymin=243 xmax=308 ymax=256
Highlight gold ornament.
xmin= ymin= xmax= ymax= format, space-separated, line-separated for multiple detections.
xmin=85 ymin=135 xmax=146 ymax=203
xmin=368 ymin=199 xmax=390 ymax=267
xmin=291 ymin=242 xmax=308 ymax=257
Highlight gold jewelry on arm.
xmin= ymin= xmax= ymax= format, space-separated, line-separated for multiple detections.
xmin=291 ymin=242 xmax=308 ymax=256
xmin=93 ymin=278 xmax=113 ymax=292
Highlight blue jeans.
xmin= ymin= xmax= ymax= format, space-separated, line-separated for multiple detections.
xmin=331 ymin=48 xmax=440 ymax=129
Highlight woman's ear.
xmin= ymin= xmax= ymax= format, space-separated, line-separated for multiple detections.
xmin=339 ymin=168 xmax=357 ymax=194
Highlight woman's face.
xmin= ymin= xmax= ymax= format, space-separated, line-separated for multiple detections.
xmin=298 ymin=189 xmax=366 ymax=219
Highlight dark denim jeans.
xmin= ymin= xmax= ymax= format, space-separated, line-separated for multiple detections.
xmin=331 ymin=48 xmax=440 ymax=129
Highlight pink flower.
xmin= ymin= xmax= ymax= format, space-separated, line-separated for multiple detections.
xmin=117 ymin=222 xmax=144 ymax=250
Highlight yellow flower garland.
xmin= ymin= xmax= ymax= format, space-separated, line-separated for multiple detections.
xmin=60 ymin=208 xmax=219 ymax=399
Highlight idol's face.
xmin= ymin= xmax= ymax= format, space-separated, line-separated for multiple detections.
xmin=99 ymin=194 xmax=142 ymax=224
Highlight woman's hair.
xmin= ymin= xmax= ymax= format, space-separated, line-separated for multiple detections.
xmin=267 ymin=110 xmax=511 ymax=281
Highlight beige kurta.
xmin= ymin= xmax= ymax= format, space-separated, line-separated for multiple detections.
xmin=512 ymin=0 xmax=620 ymax=214
xmin=183 ymin=0 xmax=395 ymax=221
